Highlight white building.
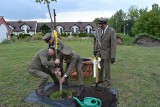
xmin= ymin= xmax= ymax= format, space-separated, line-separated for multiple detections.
xmin=0 ymin=16 xmax=11 ymax=42
xmin=7 ymin=20 xmax=37 ymax=35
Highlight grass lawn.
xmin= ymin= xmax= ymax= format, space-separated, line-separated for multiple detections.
xmin=0 ymin=39 xmax=160 ymax=107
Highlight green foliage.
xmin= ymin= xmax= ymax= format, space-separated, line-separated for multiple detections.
xmin=50 ymin=90 xmax=72 ymax=100
xmin=10 ymin=36 xmax=17 ymax=42
xmin=61 ymin=32 xmax=70 ymax=37
xmin=1 ymin=39 xmax=11 ymax=44
xmin=132 ymin=4 xmax=160 ymax=38
xmin=17 ymin=33 xmax=31 ymax=39
xmin=40 ymin=24 xmax=51 ymax=34
xmin=72 ymin=33 xmax=78 ymax=37
xmin=127 ymin=5 xmax=139 ymax=21
xmin=117 ymin=33 xmax=135 ymax=45
xmin=78 ymin=32 xmax=87 ymax=37
xmin=35 ymin=0 xmax=57 ymax=4
xmin=108 ymin=9 xmax=126 ymax=33
xmin=88 ymin=33 xmax=94 ymax=38
xmin=93 ymin=3 xmax=160 ymax=38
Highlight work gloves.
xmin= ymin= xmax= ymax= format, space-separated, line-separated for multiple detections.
xmin=93 ymin=51 xmax=97 ymax=57
xmin=110 ymin=58 xmax=115 ymax=64
xmin=93 ymin=50 xmax=100 ymax=57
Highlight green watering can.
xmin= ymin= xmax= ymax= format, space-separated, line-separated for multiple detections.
xmin=73 ymin=97 xmax=102 ymax=107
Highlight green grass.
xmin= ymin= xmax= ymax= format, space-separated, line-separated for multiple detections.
xmin=0 ymin=39 xmax=160 ymax=107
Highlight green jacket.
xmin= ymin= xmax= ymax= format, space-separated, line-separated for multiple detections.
xmin=94 ymin=27 xmax=117 ymax=59
xmin=64 ymin=52 xmax=81 ymax=76
xmin=29 ymin=49 xmax=56 ymax=71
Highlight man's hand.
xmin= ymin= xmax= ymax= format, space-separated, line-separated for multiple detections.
xmin=93 ymin=51 xmax=97 ymax=57
xmin=55 ymin=59 xmax=60 ymax=64
xmin=60 ymin=76 xmax=65 ymax=84
xmin=54 ymin=68 xmax=61 ymax=76
xmin=110 ymin=58 xmax=115 ymax=64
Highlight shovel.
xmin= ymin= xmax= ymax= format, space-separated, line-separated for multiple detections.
xmin=93 ymin=55 xmax=101 ymax=90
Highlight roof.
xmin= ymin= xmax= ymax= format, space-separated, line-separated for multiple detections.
xmin=0 ymin=16 xmax=3 ymax=19
xmin=37 ymin=22 xmax=97 ymax=32
xmin=7 ymin=20 xmax=37 ymax=32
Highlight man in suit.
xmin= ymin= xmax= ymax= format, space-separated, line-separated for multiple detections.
xmin=94 ymin=18 xmax=117 ymax=85
xmin=56 ymin=46 xmax=84 ymax=89
xmin=28 ymin=47 xmax=60 ymax=96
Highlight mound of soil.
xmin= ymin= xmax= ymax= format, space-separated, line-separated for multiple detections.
xmin=117 ymin=36 xmax=123 ymax=45
xmin=74 ymin=86 xmax=117 ymax=107
xmin=133 ymin=35 xmax=160 ymax=47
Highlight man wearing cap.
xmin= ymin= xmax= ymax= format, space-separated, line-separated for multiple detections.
xmin=43 ymin=33 xmax=64 ymax=49
xmin=94 ymin=17 xmax=117 ymax=85
xmin=58 ymin=46 xmax=84 ymax=88
xmin=28 ymin=47 xmax=60 ymax=96
xmin=43 ymin=32 xmax=65 ymax=77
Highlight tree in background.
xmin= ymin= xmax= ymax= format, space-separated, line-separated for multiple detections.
xmin=94 ymin=3 xmax=160 ymax=38
xmin=40 ymin=24 xmax=51 ymax=34
xmin=36 ymin=0 xmax=57 ymax=31
xmin=132 ymin=4 xmax=160 ymax=38
xmin=108 ymin=9 xmax=126 ymax=33
xmin=125 ymin=5 xmax=140 ymax=36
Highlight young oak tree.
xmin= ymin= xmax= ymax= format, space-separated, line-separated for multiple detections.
xmin=35 ymin=0 xmax=57 ymax=30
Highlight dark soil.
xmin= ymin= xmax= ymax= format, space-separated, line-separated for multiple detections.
xmin=73 ymin=86 xmax=117 ymax=107
xmin=133 ymin=34 xmax=160 ymax=47
xmin=45 ymin=84 xmax=117 ymax=107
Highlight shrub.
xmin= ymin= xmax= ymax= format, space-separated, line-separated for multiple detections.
xmin=17 ymin=34 xmax=31 ymax=39
xmin=31 ymin=34 xmax=43 ymax=40
xmin=1 ymin=39 xmax=11 ymax=44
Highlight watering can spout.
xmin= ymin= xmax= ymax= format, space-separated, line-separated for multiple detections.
xmin=73 ymin=97 xmax=84 ymax=107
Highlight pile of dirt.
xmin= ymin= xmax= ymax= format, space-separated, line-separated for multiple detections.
xmin=133 ymin=34 xmax=160 ymax=47
xmin=44 ymin=83 xmax=118 ymax=107
xmin=116 ymin=36 xmax=123 ymax=45
xmin=74 ymin=86 xmax=117 ymax=107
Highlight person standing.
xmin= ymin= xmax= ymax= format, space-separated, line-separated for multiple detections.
xmin=94 ymin=18 xmax=117 ymax=85
xmin=28 ymin=47 xmax=60 ymax=96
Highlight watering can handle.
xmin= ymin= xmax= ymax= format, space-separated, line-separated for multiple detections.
xmin=84 ymin=97 xmax=102 ymax=107
xmin=97 ymin=99 xmax=102 ymax=107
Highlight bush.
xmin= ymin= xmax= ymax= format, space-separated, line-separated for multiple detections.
xmin=17 ymin=34 xmax=31 ymax=39
xmin=1 ymin=39 xmax=11 ymax=44
xmin=61 ymin=33 xmax=68 ymax=37
xmin=31 ymin=34 xmax=43 ymax=40
xmin=1 ymin=36 xmax=17 ymax=44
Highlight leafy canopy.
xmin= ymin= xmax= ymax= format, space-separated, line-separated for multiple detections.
xmin=35 ymin=0 xmax=57 ymax=4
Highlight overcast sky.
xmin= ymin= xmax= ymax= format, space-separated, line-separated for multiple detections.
xmin=0 ymin=0 xmax=159 ymax=22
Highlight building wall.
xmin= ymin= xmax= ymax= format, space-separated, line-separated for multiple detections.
xmin=0 ymin=17 xmax=11 ymax=42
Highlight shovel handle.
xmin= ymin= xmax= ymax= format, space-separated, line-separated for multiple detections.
xmin=60 ymin=83 xmax=62 ymax=91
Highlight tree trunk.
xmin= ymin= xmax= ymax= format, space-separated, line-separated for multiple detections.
xmin=47 ymin=2 xmax=54 ymax=30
